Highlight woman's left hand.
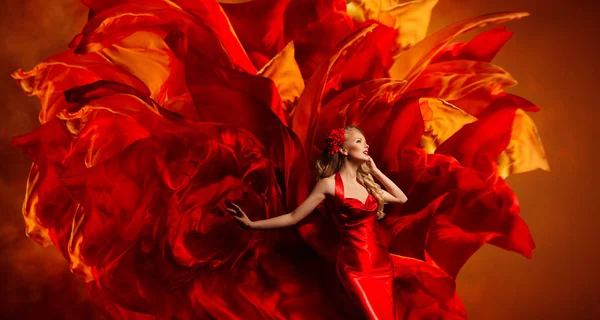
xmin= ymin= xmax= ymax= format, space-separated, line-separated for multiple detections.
xmin=366 ymin=156 xmax=378 ymax=173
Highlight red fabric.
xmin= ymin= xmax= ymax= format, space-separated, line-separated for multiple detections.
xmin=430 ymin=26 xmax=514 ymax=64
xmin=283 ymin=0 xmax=356 ymax=78
xmin=11 ymin=1 xmax=540 ymax=319
xmin=408 ymin=26 xmax=539 ymax=117
xmin=220 ymin=0 xmax=292 ymax=70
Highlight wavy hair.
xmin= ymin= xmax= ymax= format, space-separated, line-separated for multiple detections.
xmin=316 ymin=126 xmax=386 ymax=219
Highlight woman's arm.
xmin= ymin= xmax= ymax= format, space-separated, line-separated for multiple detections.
xmin=227 ymin=178 xmax=333 ymax=230
xmin=367 ymin=157 xmax=408 ymax=204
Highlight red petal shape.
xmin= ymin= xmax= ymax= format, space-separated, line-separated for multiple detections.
xmin=11 ymin=50 xmax=149 ymax=123
xmin=371 ymin=97 xmax=426 ymax=171
xmin=408 ymin=60 xmax=518 ymax=116
xmin=74 ymin=0 xmax=256 ymax=73
xmin=390 ymin=11 xmax=529 ymax=86
xmin=392 ymin=255 xmax=466 ymax=319
xmin=435 ymin=104 xmax=519 ymax=175
xmin=11 ymin=120 xmax=75 ymax=249
xmin=322 ymin=24 xmax=398 ymax=105
xmin=431 ymin=26 xmax=514 ymax=63
xmin=425 ymin=177 xmax=535 ymax=278
xmin=221 ymin=0 xmax=292 ymax=69
xmin=284 ymin=0 xmax=356 ymax=78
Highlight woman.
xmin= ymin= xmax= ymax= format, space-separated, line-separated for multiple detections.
xmin=227 ymin=126 xmax=409 ymax=320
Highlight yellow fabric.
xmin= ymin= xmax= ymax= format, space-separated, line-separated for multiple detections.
xmin=258 ymin=42 xmax=305 ymax=113
xmin=347 ymin=0 xmax=438 ymax=50
xmin=497 ymin=109 xmax=550 ymax=178
xmin=419 ymin=98 xmax=476 ymax=153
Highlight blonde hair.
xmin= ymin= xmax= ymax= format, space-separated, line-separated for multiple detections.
xmin=316 ymin=126 xmax=386 ymax=219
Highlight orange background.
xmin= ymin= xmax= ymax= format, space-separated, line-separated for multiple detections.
xmin=1 ymin=1 xmax=597 ymax=319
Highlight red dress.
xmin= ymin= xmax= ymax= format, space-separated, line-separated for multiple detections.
xmin=330 ymin=172 xmax=395 ymax=319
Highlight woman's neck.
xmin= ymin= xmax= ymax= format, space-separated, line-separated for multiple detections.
xmin=338 ymin=161 xmax=360 ymax=180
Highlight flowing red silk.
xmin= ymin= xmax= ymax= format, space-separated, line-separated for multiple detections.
xmin=11 ymin=1 xmax=543 ymax=319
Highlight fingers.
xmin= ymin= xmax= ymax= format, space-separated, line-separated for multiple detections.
xmin=229 ymin=202 xmax=242 ymax=211
xmin=226 ymin=206 xmax=242 ymax=217
xmin=225 ymin=201 xmax=253 ymax=229
xmin=227 ymin=202 xmax=244 ymax=214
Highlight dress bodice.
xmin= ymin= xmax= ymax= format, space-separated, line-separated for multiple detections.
xmin=332 ymin=172 xmax=378 ymax=223
xmin=328 ymin=172 xmax=391 ymax=274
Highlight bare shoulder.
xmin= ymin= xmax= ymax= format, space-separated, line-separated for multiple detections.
xmin=315 ymin=175 xmax=336 ymax=197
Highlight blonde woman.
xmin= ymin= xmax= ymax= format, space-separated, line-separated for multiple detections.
xmin=227 ymin=126 xmax=409 ymax=320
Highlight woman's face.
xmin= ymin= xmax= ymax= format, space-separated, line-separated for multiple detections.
xmin=341 ymin=129 xmax=369 ymax=162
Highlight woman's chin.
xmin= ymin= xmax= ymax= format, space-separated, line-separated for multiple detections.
xmin=348 ymin=153 xmax=369 ymax=163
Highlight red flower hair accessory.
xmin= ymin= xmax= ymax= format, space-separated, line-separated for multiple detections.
xmin=324 ymin=128 xmax=346 ymax=155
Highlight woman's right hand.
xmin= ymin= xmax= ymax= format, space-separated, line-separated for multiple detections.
xmin=226 ymin=202 xmax=254 ymax=229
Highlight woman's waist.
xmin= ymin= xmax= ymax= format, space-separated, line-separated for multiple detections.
xmin=338 ymin=241 xmax=390 ymax=256
xmin=334 ymin=218 xmax=379 ymax=234
xmin=336 ymin=222 xmax=383 ymax=244
xmin=336 ymin=241 xmax=391 ymax=270
xmin=334 ymin=212 xmax=377 ymax=225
